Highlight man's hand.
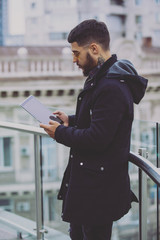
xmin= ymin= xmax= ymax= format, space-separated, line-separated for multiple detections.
xmin=40 ymin=120 xmax=60 ymax=139
xmin=53 ymin=110 xmax=69 ymax=126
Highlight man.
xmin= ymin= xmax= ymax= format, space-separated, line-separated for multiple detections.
xmin=40 ymin=19 xmax=148 ymax=240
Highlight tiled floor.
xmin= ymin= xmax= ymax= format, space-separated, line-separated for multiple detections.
xmin=0 ymin=228 xmax=30 ymax=240
xmin=0 ymin=229 xmax=17 ymax=240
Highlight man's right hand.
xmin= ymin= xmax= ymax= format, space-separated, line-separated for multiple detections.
xmin=53 ymin=110 xmax=69 ymax=127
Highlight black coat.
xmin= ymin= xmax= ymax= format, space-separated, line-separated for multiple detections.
xmin=55 ymin=55 xmax=148 ymax=224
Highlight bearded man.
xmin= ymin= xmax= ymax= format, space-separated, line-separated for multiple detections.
xmin=40 ymin=19 xmax=148 ymax=240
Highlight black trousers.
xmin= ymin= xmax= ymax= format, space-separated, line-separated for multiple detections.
xmin=69 ymin=222 xmax=113 ymax=240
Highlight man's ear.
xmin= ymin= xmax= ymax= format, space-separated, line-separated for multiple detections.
xmin=89 ymin=43 xmax=99 ymax=55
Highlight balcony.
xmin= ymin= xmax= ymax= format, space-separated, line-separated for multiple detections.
xmin=0 ymin=118 xmax=160 ymax=239
xmin=0 ymin=46 xmax=82 ymax=80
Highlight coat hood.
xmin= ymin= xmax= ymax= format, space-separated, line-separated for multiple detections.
xmin=106 ymin=59 xmax=148 ymax=104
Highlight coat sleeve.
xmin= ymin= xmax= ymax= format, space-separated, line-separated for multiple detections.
xmin=68 ymin=115 xmax=76 ymax=127
xmin=55 ymin=84 xmax=127 ymax=151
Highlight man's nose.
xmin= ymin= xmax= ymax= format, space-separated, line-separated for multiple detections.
xmin=73 ymin=55 xmax=78 ymax=63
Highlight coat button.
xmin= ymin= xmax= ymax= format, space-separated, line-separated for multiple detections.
xmin=65 ymin=183 xmax=69 ymax=187
xmin=80 ymin=162 xmax=84 ymax=166
xmin=70 ymin=155 xmax=73 ymax=158
xmin=79 ymin=97 xmax=82 ymax=101
xmin=100 ymin=167 xmax=104 ymax=171
xmin=91 ymin=83 xmax=93 ymax=86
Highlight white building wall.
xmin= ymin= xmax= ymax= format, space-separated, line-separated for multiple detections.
xmin=24 ymin=0 xmax=79 ymax=46
xmin=24 ymin=0 xmax=160 ymax=46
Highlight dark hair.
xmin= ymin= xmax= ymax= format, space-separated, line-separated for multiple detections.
xmin=68 ymin=19 xmax=110 ymax=50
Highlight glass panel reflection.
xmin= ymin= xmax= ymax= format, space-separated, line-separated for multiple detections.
xmin=0 ymin=128 xmax=36 ymax=223
xmin=158 ymin=123 xmax=160 ymax=239
xmin=131 ymin=119 xmax=157 ymax=165
xmin=41 ymin=135 xmax=70 ymax=236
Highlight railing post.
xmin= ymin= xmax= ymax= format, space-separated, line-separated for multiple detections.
xmin=138 ymin=148 xmax=148 ymax=240
xmin=34 ymin=135 xmax=44 ymax=240
xmin=156 ymin=122 xmax=160 ymax=240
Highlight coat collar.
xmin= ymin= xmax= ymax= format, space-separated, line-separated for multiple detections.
xmin=83 ymin=54 xmax=117 ymax=90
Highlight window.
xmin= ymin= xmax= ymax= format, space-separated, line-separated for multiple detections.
xmin=49 ymin=32 xmax=68 ymax=40
xmin=153 ymin=30 xmax=160 ymax=46
xmin=135 ymin=15 xmax=142 ymax=24
xmin=110 ymin=0 xmax=124 ymax=6
xmin=0 ymin=137 xmax=12 ymax=169
xmin=16 ymin=201 xmax=30 ymax=212
xmin=93 ymin=0 xmax=99 ymax=7
xmin=150 ymin=185 xmax=160 ymax=205
xmin=0 ymin=199 xmax=13 ymax=211
xmin=48 ymin=195 xmax=55 ymax=221
xmin=135 ymin=31 xmax=142 ymax=41
xmin=140 ymin=128 xmax=155 ymax=147
xmin=135 ymin=0 xmax=142 ymax=5
xmin=106 ymin=15 xmax=125 ymax=32
xmin=42 ymin=137 xmax=57 ymax=180
xmin=31 ymin=2 xmax=36 ymax=8
xmin=155 ymin=12 xmax=160 ymax=23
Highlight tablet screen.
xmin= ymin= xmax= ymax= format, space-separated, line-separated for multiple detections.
xmin=20 ymin=95 xmax=62 ymax=124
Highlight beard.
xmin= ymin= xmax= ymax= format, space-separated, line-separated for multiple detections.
xmin=78 ymin=52 xmax=96 ymax=77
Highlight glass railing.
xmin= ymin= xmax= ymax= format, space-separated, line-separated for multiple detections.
xmin=113 ymin=120 xmax=160 ymax=240
xmin=0 ymin=208 xmax=37 ymax=239
xmin=0 ymin=127 xmax=36 ymax=220
xmin=131 ymin=119 xmax=157 ymax=166
xmin=0 ymin=208 xmax=69 ymax=239
xmin=41 ymin=135 xmax=70 ymax=235
xmin=0 ymin=120 xmax=70 ymax=239
xmin=0 ymin=117 xmax=160 ymax=240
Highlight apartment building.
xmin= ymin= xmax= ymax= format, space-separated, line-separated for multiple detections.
xmin=24 ymin=0 xmax=160 ymax=46
xmin=0 ymin=0 xmax=8 ymax=45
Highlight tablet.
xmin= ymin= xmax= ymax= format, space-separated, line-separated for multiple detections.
xmin=20 ymin=95 xmax=63 ymax=124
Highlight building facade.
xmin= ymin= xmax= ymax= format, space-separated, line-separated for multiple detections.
xmin=24 ymin=0 xmax=78 ymax=46
xmin=0 ymin=0 xmax=8 ymax=45
xmin=2 ymin=0 xmax=160 ymax=47
xmin=0 ymin=0 xmax=24 ymax=46
xmin=24 ymin=0 xmax=160 ymax=47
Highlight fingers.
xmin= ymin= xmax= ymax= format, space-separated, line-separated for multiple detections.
xmin=49 ymin=120 xmax=55 ymax=125
xmin=40 ymin=123 xmax=48 ymax=128
xmin=40 ymin=121 xmax=55 ymax=129
xmin=53 ymin=110 xmax=61 ymax=115
xmin=39 ymin=124 xmax=50 ymax=135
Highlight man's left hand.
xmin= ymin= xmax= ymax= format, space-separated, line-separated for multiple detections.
xmin=40 ymin=120 xmax=60 ymax=139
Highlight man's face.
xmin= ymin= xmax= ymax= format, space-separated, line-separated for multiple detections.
xmin=71 ymin=42 xmax=97 ymax=76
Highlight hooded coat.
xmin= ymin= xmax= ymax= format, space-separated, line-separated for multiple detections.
xmin=55 ymin=55 xmax=148 ymax=225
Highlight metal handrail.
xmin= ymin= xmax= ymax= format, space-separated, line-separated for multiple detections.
xmin=0 ymin=120 xmax=46 ymax=135
xmin=0 ymin=121 xmax=160 ymax=184
xmin=129 ymin=151 xmax=160 ymax=187
xmin=0 ymin=120 xmax=160 ymax=185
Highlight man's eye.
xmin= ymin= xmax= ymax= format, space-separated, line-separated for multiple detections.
xmin=73 ymin=52 xmax=80 ymax=57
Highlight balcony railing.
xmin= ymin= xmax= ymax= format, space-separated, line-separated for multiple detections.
xmin=0 ymin=57 xmax=82 ymax=78
xmin=0 ymin=120 xmax=160 ymax=240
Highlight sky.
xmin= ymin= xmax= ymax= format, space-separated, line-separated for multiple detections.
xmin=8 ymin=0 xmax=25 ymax=35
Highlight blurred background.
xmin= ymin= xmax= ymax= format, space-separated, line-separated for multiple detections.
xmin=0 ymin=0 xmax=160 ymax=239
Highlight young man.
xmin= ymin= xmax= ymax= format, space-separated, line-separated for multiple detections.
xmin=40 ymin=19 xmax=148 ymax=240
